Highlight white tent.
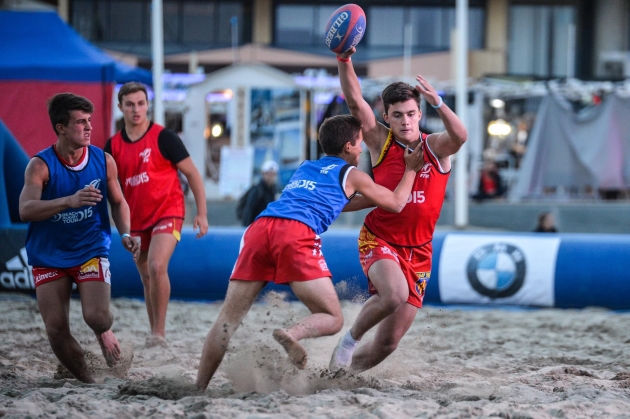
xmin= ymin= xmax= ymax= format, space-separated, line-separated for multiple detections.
xmin=510 ymin=90 xmax=630 ymax=201
xmin=183 ymin=63 xmax=300 ymax=198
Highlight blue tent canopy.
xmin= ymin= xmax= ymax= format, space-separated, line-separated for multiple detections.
xmin=0 ymin=10 xmax=152 ymax=85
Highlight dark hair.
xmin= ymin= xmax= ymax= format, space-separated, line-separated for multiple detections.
xmin=538 ymin=211 xmax=551 ymax=225
xmin=318 ymin=114 xmax=362 ymax=156
xmin=381 ymin=81 xmax=420 ymax=114
xmin=118 ymin=82 xmax=148 ymax=104
xmin=47 ymin=93 xmax=94 ymax=135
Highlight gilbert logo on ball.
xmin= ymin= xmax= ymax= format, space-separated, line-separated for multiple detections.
xmin=324 ymin=4 xmax=366 ymax=54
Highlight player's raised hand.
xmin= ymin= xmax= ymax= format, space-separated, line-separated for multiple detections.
xmin=415 ymin=75 xmax=441 ymax=108
xmin=68 ymin=185 xmax=102 ymax=208
xmin=194 ymin=214 xmax=209 ymax=239
xmin=404 ymin=145 xmax=425 ymax=172
xmin=337 ymin=46 xmax=356 ymax=60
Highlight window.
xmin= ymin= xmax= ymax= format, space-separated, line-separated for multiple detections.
xmin=275 ymin=5 xmax=337 ymax=46
xmin=508 ymin=5 xmax=576 ymax=78
xmin=71 ymin=0 xmax=245 ymax=47
xmin=368 ymin=6 xmax=485 ymax=51
xmin=274 ymin=3 xmax=485 ymax=55
xmin=183 ymin=3 xmax=217 ymax=43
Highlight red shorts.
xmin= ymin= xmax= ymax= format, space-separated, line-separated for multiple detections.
xmin=32 ymin=257 xmax=111 ymax=288
xmin=134 ymin=217 xmax=183 ymax=252
xmin=358 ymin=226 xmax=432 ymax=308
xmin=231 ymin=217 xmax=331 ymax=284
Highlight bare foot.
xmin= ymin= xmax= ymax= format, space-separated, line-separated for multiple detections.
xmin=145 ymin=335 xmax=168 ymax=348
xmin=272 ymin=329 xmax=307 ymax=369
xmin=96 ymin=330 xmax=121 ymax=367
xmin=109 ymin=347 xmax=134 ymax=379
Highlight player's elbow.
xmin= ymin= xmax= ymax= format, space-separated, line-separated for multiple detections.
xmin=19 ymin=204 xmax=34 ymax=222
xmin=387 ymin=202 xmax=405 ymax=213
xmin=455 ymin=128 xmax=468 ymax=147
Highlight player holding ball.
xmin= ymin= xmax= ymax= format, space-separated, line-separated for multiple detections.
xmin=325 ymin=4 xmax=468 ymax=374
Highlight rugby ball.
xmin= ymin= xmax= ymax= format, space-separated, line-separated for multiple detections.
xmin=324 ymin=4 xmax=366 ymax=54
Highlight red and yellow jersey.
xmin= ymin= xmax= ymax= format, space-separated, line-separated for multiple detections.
xmin=364 ymin=130 xmax=450 ymax=247
xmin=108 ymin=123 xmax=185 ymax=231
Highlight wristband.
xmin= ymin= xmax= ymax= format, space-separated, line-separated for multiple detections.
xmin=121 ymin=233 xmax=131 ymax=240
xmin=336 ymin=56 xmax=350 ymax=63
xmin=431 ymin=96 xmax=443 ymax=109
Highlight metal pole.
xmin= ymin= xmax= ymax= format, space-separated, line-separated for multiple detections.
xmin=403 ymin=23 xmax=412 ymax=80
xmin=454 ymin=0 xmax=469 ymax=228
xmin=151 ymin=0 xmax=165 ymax=125
xmin=566 ymin=23 xmax=576 ymax=78
xmin=231 ymin=16 xmax=240 ymax=63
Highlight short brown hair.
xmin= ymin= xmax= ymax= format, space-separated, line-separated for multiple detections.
xmin=381 ymin=82 xmax=420 ymax=114
xmin=318 ymin=114 xmax=362 ymax=156
xmin=117 ymin=82 xmax=148 ymax=104
xmin=47 ymin=93 xmax=94 ymax=135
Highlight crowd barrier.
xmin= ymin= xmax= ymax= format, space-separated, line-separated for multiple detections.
xmin=2 ymin=227 xmax=629 ymax=310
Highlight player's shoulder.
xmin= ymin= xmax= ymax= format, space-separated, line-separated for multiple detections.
xmin=25 ymin=155 xmax=50 ymax=180
xmin=363 ymin=124 xmax=389 ymax=153
xmin=157 ymin=127 xmax=181 ymax=141
xmin=28 ymin=154 xmax=48 ymax=168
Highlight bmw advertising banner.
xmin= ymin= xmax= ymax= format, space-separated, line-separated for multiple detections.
xmin=438 ymin=234 xmax=561 ymax=307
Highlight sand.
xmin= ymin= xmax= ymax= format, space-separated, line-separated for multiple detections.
xmin=1 ymin=289 xmax=629 ymax=419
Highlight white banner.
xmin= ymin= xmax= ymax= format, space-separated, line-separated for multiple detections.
xmin=438 ymin=234 xmax=561 ymax=307
xmin=219 ymin=146 xmax=254 ymax=199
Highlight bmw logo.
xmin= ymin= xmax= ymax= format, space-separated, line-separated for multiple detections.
xmin=466 ymin=242 xmax=526 ymax=299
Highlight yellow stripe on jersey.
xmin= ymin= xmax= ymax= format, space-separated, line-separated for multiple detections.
xmin=374 ymin=130 xmax=394 ymax=167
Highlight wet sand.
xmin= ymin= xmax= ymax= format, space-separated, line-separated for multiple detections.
xmin=1 ymin=290 xmax=629 ymax=418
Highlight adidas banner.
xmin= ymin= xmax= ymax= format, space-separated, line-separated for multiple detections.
xmin=0 ymin=229 xmax=33 ymax=291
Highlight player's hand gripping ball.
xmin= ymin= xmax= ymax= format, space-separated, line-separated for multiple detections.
xmin=324 ymin=4 xmax=366 ymax=54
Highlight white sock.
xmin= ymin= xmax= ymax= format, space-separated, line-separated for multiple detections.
xmin=341 ymin=330 xmax=359 ymax=349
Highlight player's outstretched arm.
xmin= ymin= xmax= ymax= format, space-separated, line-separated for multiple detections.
xmin=177 ymin=157 xmax=209 ymax=238
xmin=105 ymin=153 xmax=140 ymax=260
xmin=346 ymin=145 xmax=424 ymax=213
xmin=415 ymin=74 xmax=467 ymax=161
xmin=342 ymin=194 xmax=375 ymax=212
xmin=19 ymin=158 xmax=103 ymax=222
xmin=337 ymin=47 xmax=387 ymax=152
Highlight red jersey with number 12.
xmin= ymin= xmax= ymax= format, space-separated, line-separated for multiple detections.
xmin=109 ymin=123 xmax=185 ymax=231
xmin=364 ymin=130 xmax=450 ymax=247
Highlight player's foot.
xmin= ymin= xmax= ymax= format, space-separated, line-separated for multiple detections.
xmin=272 ymin=329 xmax=308 ymax=369
xmin=96 ymin=330 xmax=121 ymax=367
xmin=145 ymin=335 xmax=168 ymax=348
xmin=329 ymin=330 xmax=359 ymax=373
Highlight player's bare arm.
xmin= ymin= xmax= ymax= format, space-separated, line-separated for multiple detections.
xmin=337 ymin=47 xmax=389 ymax=154
xmin=19 ymin=158 xmax=102 ymax=222
xmin=342 ymin=194 xmax=374 ymax=212
xmin=345 ymin=145 xmax=424 ymax=213
xmin=105 ymin=153 xmax=140 ymax=260
xmin=176 ymin=156 xmax=209 ymax=238
xmin=415 ymin=74 xmax=467 ymax=170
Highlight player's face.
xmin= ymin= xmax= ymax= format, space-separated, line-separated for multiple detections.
xmin=384 ymin=99 xmax=422 ymax=145
xmin=347 ymin=132 xmax=364 ymax=166
xmin=58 ymin=110 xmax=92 ymax=148
xmin=119 ymin=90 xmax=149 ymax=126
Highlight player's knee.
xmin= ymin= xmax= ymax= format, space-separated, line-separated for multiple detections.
xmin=330 ymin=311 xmax=344 ymax=333
xmin=44 ymin=319 xmax=70 ymax=341
xmin=378 ymin=335 xmax=401 ymax=355
xmin=381 ymin=291 xmax=408 ymax=312
xmin=83 ymin=310 xmax=112 ymax=333
xmin=148 ymin=259 xmax=168 ymax=278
